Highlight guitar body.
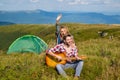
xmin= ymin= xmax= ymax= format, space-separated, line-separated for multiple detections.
xmin=45 ymin=52 xmax=66 ymax=68
xmin=46 ymin=52 xmax=87 ymax=68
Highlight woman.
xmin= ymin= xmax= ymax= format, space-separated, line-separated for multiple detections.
xmin=55 ymin=14 xmax=70 ymax=44
xmin=56 ymin=26 xmax=70 ymax=44
xmin=47 ymin=34 xmax=84 ymax=78
xmin=57 ymin=26 xmax=70 ymax=44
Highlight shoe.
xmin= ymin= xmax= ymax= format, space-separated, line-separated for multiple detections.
xmin=73 ymin=76 xmax=79 ymax=80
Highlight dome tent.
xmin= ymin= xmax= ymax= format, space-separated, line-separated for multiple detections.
xmin=7 ymin=35 xmax=48 ymax=54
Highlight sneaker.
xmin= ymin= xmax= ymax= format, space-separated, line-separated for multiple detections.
xmin=73 ymin=76 xmax=79 ymax=80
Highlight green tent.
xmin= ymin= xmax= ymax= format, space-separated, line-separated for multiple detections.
xmin=7 ymin=35 xmax=48 ymax=54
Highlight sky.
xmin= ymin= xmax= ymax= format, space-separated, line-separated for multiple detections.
xmin=0 ymin=0 xmax=120 ymax=14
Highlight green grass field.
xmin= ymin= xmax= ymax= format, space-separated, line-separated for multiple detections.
xmin=0 ymin=23 xmax=120 ymax=80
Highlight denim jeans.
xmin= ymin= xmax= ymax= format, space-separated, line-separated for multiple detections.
xmin=56 ymin=60 xmax=84 ymax=77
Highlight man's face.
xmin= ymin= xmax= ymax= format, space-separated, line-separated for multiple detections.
xmin=60 ymin=28 xmax=67 ymax=36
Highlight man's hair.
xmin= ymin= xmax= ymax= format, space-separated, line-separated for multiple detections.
xmin=62 ymin=34 xmax=75 ymax=46
xmin=63 ymin=34 xmax=73 ymax=40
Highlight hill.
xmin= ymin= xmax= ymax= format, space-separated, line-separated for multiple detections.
xmin=0 ymin=21 xmax=15 ymax=26
xmin=0 ymin=23 xmax=120 ymax=80
xmin=0 ymin=10 xmax=120 ymax=24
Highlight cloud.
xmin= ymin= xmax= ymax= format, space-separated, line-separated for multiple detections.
xmin=56 ymin=0 xmax=119 ymax=5
xmin=57 ymin=0 xmax=64 ymax=2
xmin=103 ymin=0 xmax=120 ymax=4
xmin=67 ymin=0 xmax=120 ymax=5
xmin=68 ymin=0 xmax=90 ymax=5
xmin=68 ymin=0 xmax=89 ymax=5
xmin=30 ymin=0 xmax=39 ymax=3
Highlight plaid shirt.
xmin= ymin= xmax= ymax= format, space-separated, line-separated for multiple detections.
xmin=48 ymin=43 xmax=78 ymax=57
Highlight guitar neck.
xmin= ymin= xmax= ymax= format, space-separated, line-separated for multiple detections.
xmin=62 ymin=56 xmax=87 ymax=61
xmin=62 ymin=57 xmax=75 ymax=61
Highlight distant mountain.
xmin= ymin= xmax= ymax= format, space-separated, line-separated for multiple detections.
xmin=0 ymin=10 xmax=120 ymax=24
xmin=0 ymin=21 xmax=15 ymax=25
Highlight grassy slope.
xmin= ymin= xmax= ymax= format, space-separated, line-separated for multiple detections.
xmin=0 ymin=23 xmax=120 ymax=80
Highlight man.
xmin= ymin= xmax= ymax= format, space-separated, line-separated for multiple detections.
xmin=47 ymin=34 xmax=84 ymax=79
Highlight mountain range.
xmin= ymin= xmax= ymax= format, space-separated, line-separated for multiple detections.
xmin=0 ymin=10 xmax=120 ymax=25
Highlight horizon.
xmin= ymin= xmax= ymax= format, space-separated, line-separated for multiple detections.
xmin=0 ymin=0 xmax=120 ymax=15
xmin=0 ymin=9 xmax=120 ymax=16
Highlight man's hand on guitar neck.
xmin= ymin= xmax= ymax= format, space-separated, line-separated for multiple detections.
xmin=75 ymin=56 xmax=82 ymax=60
xmin=66 ymin=55 xmax=87 ymax=62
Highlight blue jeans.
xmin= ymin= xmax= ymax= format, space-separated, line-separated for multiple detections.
xmin=56 ymin=60 xmax=84 ymax=77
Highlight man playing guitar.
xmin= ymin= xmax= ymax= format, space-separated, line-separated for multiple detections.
xmin=46 ymin=34 xmax=84 ymax=79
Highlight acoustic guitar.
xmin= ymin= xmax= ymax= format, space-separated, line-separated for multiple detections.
xmin=45 ymin=52 xmax=87 ymax=68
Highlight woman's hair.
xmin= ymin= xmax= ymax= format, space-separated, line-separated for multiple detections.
xmin=60 ymin=25 xmax=70 ymax=35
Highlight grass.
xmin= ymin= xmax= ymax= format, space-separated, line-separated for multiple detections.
xmin=0 ymin=23 xmax=120 ymax=80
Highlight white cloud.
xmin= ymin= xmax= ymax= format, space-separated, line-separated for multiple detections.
xmin=68 ymin=0 xmax=79 ymax=5
xmin=0 ymin=0 xmax=120 ymax=13
xmin=103 ymin=0 xmax=120 ymax=4
xmin=67 ymin=0 xmax=120 ymax=5
xmin=57 ymin=0 xmax=118 ymax=5
xmin=57 ymin=0 xmax=64 ymax=2
xmin=30 ymin=0 xmax=39 ymax=3
xmin=68 ymin=0 xmax=89 ymax=5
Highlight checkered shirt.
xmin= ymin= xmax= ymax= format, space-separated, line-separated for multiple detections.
xmin=48 ymin=43 xmax=78 ymax=57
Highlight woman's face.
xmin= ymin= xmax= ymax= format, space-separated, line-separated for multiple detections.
xmin=65 ymin=36 xmax=74 ymax=46
xmin=60 ymin=28 xmax=67 ymax=36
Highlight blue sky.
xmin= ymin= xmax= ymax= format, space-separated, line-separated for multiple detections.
xmin=0 ymin=0 xmax=120 ymax=14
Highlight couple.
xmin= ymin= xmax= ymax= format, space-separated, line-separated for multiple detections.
xmin=46 ymin=15 xmax=84 ymax=79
